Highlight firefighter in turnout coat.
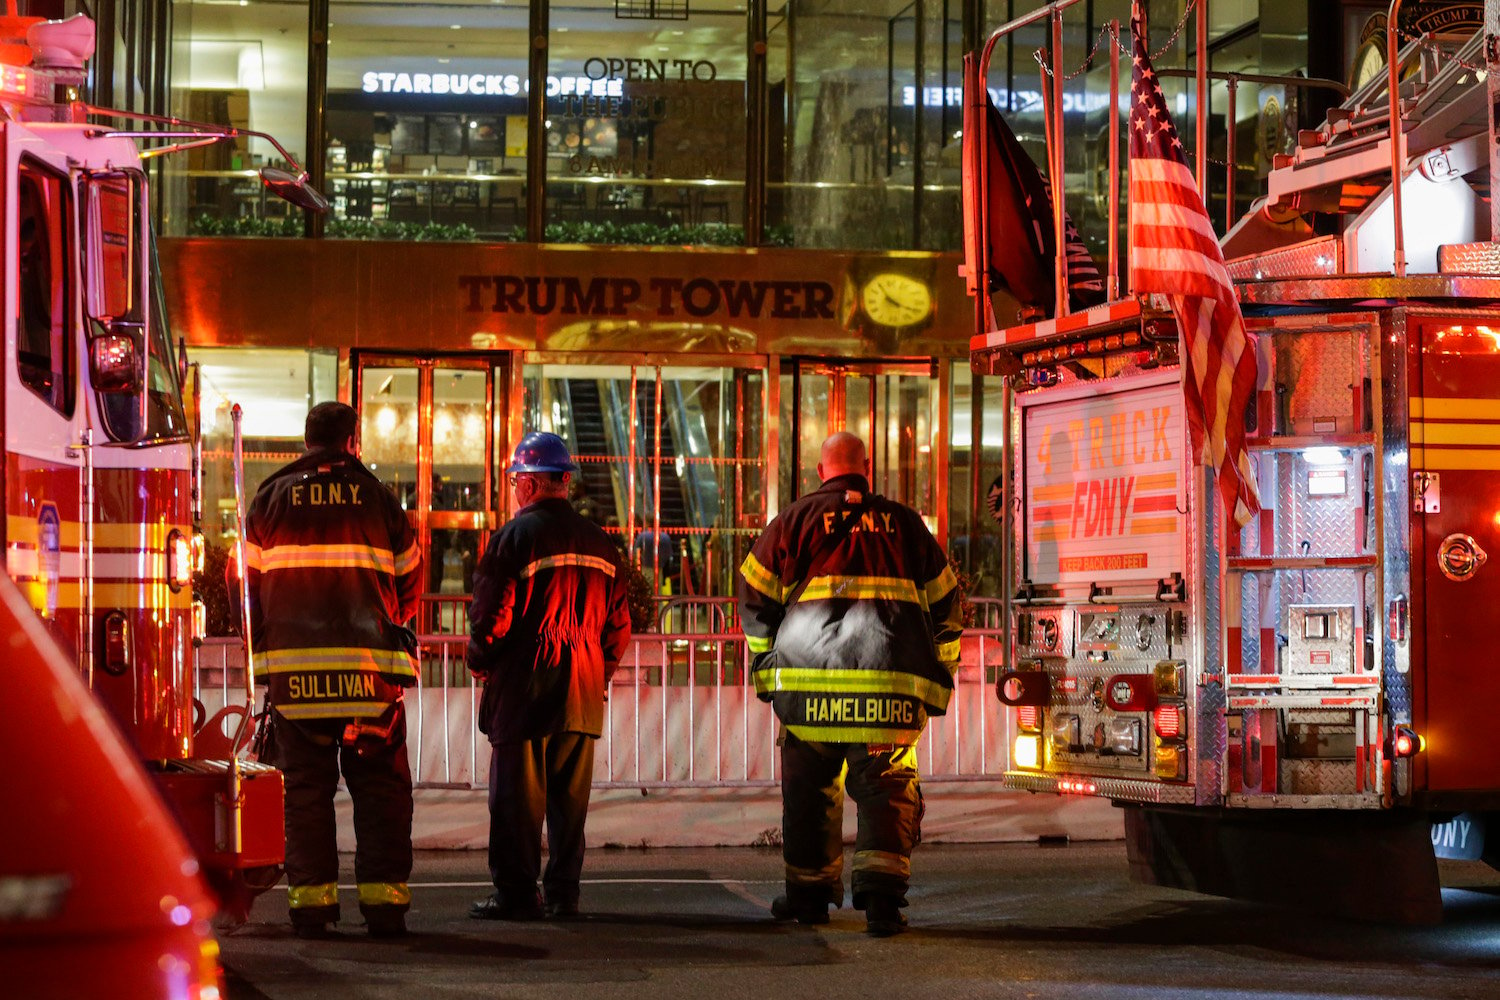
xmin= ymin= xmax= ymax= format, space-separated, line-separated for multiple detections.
xmin=245 ymin=402 xmax=422 ymax=939
xmin=466 ymin=432 xmax=633 ymax=921
xmin=738 ymin=432 xmax=962 ymax=936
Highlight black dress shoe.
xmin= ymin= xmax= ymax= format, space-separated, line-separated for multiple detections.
xmin=769 ymin=895 xmax=829 ymax=926
xmin=544 ymin=899 xmax=580 ymax=920
xmin=470 ymin=893 xmax=544 ymax=921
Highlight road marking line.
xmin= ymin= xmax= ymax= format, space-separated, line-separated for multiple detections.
xmin=325 ymin=878 xmax=782 ymax=890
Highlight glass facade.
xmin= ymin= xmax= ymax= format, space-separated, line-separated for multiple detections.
xmin=162 ymin=1 xmax=1334 ymax=249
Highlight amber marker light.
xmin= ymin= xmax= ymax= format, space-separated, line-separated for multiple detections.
xmin=1013 ymin=734 xmax=1041 ymax=769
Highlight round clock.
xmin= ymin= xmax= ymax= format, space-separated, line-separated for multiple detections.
xmin=860 ymin=272 xmax=933 ymax=329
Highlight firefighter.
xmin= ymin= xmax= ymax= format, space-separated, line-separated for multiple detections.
xmin=737 ymin=431 xmax=962 ymax=936
xmin=466 ymin=432 xmax=633 ymax=920
xmin=245 ymin=401 xmax=422 ymax=939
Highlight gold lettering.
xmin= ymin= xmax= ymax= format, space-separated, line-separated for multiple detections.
xmin=349 ymin=484 xmax=361 ymax=504
xmin=1088 ymin=418 xmax=1105 ymax=469
xmin=1066 ymin=420 xmax=1085 ymax=472
xmin=823 ymin=512 xmax=836 ymax=533
xmin=881 ymin=512 xmax=893 ymax=531
xmin=291 ymin=484 xmax=305 ymax=505
xmin=310 ymin=483 xmax=323 ymax=505
xmin=1152 ymin=407 xmax=1173 ymax=462
xmin=1109 ymin=413 xmax=1127 ymax=467
xmin=860 ymin=512 xmax=876 ymax=532
xmin=328 ymin=483 xmax=343 ymax=505
xmin=288 ymin=675 xmax=301 ymax=698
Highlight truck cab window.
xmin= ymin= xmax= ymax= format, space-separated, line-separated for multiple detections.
xmin=16 ymin=161 xmax=75 ymax=415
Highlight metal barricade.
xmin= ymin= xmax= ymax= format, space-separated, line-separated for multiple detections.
xmin=198 ymin=628 xmax=1012 ymax=790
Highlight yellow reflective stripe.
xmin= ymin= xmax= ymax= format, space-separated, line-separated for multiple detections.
xmin=935 ymin=640 xmax=961 ymax=663
xmin=799 ymin=576 xmax=924 ymax=607
xmin=520 ymin=553 xmax=616 ymax=579
xmin=243 ymin=542 xmax=261 ymax=570
xmin=762 ymin=667 xmax=952 ymax=708
xmin=924 ymin=565 xmax=958 ymax=604
xmin=746 ymin=634 xmax=773 ymax=654
xmin=288 ymin=883 xmax=338 ymax=909
xmin=852 ymin=850 xmax=911 ymax=879
xmin=739 ymin=552 xmax=786 ymax=602
xmin=785 ymin=724 xmax=921 ymax=743
xmin=261 ymin=647 xmax=417 ymax=676
xmin=256 ymin=544 xmax=395 ymax=574
xmin=358 ymin=882 xmax=411 ymax=907
xmin=276 ymin=701 xmax=393 ymax=719
xmin=394 ymin=542 xmax=421 ymax=576
xmin=786 ymin=860 xmax=844 ymax=883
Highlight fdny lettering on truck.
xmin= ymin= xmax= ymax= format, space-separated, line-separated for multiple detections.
xmin=1022 ymin=376 xmax=1187 ymax=587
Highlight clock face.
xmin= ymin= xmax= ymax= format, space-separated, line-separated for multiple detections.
xmin=860 ymin=273 xmax=932 ymax=328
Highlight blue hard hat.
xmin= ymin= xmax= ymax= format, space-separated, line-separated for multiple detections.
xmin=508 ymin=431 xmax=577 ymax=473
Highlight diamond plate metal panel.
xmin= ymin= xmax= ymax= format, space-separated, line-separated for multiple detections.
xmin=1383 ymin=311 xmax=1414 ymax=724
xmin=1437 ymin=241 xmax=1500 ymax=275
xmin=1287 ymin=453 xmax=1363 ymax=558
xmin=1282 ymin=759 xmax=1360 ymax=795
xmin=1003 ymin=770 xmax=1198 ymax=804
xmin=1226 ymin=236 xmax=1343 ymax=281
xmin=1199 ymin=466 xmax=1224 ymax=806
xmin=1271 ymin=329 xmax=1362 ymax=436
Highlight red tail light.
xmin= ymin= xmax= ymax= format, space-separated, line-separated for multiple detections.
xmin=1152 ymin=704 xmax=1183 ymax=740
xmin=1017 ymin=706 xmax=1040 ymax=731
xmin=1389 ymin=725 xmax=1424 ymax=759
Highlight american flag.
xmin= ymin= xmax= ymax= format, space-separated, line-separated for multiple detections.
xmin=1127 ymin=3 xmax=1261 ymax=528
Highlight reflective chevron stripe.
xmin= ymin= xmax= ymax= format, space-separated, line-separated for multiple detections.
xmin=252 ymin=543 xmax=395 ymax=574
xmin=797 ymin=576 xmax=925 ymax=607
xmin=261 ymin=647 xmax=417 ymax=677
xmin=739 ymin=552 xmax=787 ymax=602
xmin=358 ymin=882 xmax=412 ymax=906
xmin=520 ymin=553 xmax=616 ymax=578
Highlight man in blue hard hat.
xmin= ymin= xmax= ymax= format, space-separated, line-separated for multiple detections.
xmin=466 ymin=431 xmax=633 ymax=920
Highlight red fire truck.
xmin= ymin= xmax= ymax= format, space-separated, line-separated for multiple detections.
xmin=0 ymin=11 xmax=322 ymax=922
xmin=969 ymin=6 xmax=1500 ymax=920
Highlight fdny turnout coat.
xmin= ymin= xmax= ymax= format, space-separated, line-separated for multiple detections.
xmin=737 ymin=473 xmax=963 ymax=745
xmin=245 ymin=448 xmax=422 ymax=722
xmin=467 ymin=497 xmax=633 ymax=742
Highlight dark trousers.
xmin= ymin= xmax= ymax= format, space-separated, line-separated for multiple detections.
xmin=780 ymin=731 xmax=924 ymax=910
xmin=272 ymin=703 xmax=414 ymax=924
xmin=487 ymin=732 xmax=595 ymax=906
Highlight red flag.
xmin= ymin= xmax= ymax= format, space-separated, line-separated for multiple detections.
xmin=1127 ymin=4 xmax=1261 ymax=528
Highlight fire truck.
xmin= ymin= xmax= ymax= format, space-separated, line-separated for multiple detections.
xmin=0 ymin=11 xmax=322 ymax=918
xmin=969 ymin=5 xmax=1500 ymax=921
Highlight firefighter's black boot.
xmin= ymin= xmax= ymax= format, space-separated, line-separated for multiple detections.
xmin=863 ymin=894 xmax=908 ymax=937
xmin=770 ymin=893 xmax=831 ymax=925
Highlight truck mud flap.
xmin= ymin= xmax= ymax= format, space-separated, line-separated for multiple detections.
xmin=1123 ymin=804 xmax=1441 ymax=924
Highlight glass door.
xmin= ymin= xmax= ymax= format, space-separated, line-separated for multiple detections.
xmin=354 ymin=354 xmax=504 ymax=633
xmin=791 ymin=361 xmax=939 ymax=533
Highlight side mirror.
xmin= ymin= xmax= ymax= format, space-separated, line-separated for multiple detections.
xmin=90 ymin=325 xmax=143 ymax=394
xmin=259 ymin=167 xmax=330 ymax=214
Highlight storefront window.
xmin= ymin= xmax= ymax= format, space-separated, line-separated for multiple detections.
xmin=325 ymin=1 xmax=530 ymax=241
xmin=165 ymin=0 xmax=308 ymax=237
xmin=545 ymin=1 xmax=748 ymax=246
xmin=772 ymin=0 xmax=964 ymax=250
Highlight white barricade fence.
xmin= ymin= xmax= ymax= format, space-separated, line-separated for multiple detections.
xmin=194 ymin=629 xmax=1012 ymax=789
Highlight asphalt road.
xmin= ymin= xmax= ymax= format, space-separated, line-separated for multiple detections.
xmin=221 ymin=842 xmax=1500 ymax=1000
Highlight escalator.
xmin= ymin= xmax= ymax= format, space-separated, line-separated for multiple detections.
xmin=563 ymin=379 xmax=619 ymax=528
xmin=553 ymin=374 xmax=723 ymax=587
